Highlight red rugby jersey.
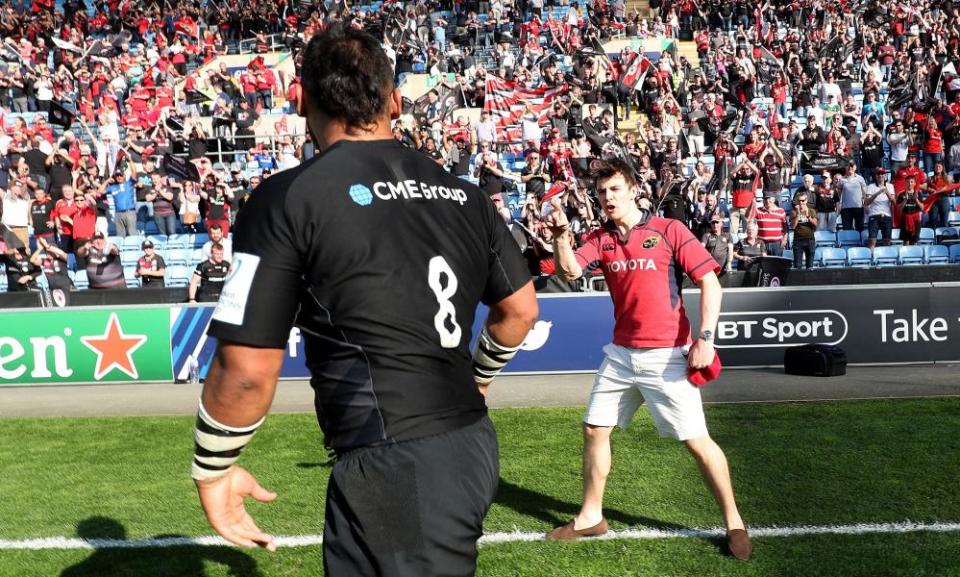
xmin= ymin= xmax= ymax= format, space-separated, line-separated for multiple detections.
xmin=575 ymin=217 xmax=719 ymax=348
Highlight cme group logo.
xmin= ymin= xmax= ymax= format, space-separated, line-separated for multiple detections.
xmin=349 ymin=184 xmax=374 ymax=206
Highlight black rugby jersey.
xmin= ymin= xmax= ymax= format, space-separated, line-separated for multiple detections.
xmin=208 ymin=139 xmax=530 ymax=452
xmin=195 ymin=259 xmax=230 ymax=302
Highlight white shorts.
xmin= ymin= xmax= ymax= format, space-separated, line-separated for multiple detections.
xmin=583 ymin=344 xmax=708 ymax=441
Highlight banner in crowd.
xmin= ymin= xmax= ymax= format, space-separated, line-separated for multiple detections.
xmin=5 ymin=284 xmax=960 ymax=385
xmin=0 ymin=308 xmax=173 ymax=386
xmin=483 ymin=76 xmax=568 ymax=127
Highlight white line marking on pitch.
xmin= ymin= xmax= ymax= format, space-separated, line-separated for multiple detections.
xmin=2 ymin=522 xmax=960 ymax=550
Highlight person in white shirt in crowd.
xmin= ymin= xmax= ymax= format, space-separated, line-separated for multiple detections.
xmin=201 ymin=223 xmax=233 ymax=262
xmin=886 ymin=119 xmax=911 ymax=174
xmin=863 ymin=168 xmax=895 ymax=249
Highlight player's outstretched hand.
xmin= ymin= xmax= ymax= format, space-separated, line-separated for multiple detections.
xmin=544 ymin=198 xmax=569 ymax=237
xmin=196 ymin=466 xmax=278 ymax=551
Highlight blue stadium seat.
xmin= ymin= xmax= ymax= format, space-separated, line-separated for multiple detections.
xmin=192 ymin=233 xmax=210 ymax=249
xmin=947 ymin=211 xmax=960 ymax=226
xmin=121 ymin=236 xmax=144 ymax=251
xmin=837 ymin=229 xmax=862 ymax=247
xmin=166 ymin=265 xmax=192 ymax=288
xmin=936 ymin=227 xmax=960 ymax=245
xmin=166 ymin=234 xmax=190 ymax=250
xmin=73 ymin=270 xmax=89 ymax=289
xmin=917 ymin=228 xmax=936 ymax=245
xmin=165 ymin=248 xmax=191 ymax=266
xmin=924 ymin=245 xmax=949 ymax=265
xmin=889 ymin=228 xmax=904 ymax=246
xmin=147 ymin=235 xmax=168 ymax=250
xmin=898 ymin=245 xmax=925 ymax=265
xmin=782 ymin=248 xmax=793 ymax=262
xmin=950 ymin=244 xmax=960 ymax=264
xmin=872 ymin=245 xmax=899 ymax=267
xmin=846 ymin=247 xmax=872 ymax=267
xmin=821 ymin=247 xmax=847 ymax=268
xmin=814 ymin=230 xmax=837 ymax=247
xmin=124 ymin=268 xmax=140 ymax=288
xmin=813 ymin=246 xmax=827 ymax=267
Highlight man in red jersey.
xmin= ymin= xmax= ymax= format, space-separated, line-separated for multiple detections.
xmin=543 ymin=159 xmax=751 ymax=560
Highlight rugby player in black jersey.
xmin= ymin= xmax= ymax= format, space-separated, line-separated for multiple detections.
xmin=190 ymin=23 xmax=537 ymax=577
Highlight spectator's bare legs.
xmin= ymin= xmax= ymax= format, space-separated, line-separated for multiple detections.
xmin=573 ymin=423 xmax=614 ymax=529
xmin=685 ymin=434 xmax=745 ymax=532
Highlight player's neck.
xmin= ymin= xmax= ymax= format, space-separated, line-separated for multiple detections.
xmin=612 ymin=208 xmax=645 ymax=236
xmin=309 ymin=112 xmax=394 ymax=152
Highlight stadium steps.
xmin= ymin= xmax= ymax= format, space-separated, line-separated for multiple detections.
xmin=676 ymin=40 xmax=700 ymax=69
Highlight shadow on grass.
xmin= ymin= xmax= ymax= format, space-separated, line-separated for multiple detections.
xmin=60 ymin=517 xmax=262 ymax=577
xmin=496 ymin=479 xmax=729 ymax=555
xmin=496 ymin=478 xmax=691 ymax=530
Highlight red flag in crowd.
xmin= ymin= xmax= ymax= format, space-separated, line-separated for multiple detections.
xmin=922 ymin=183 xmax=960 ymax=213
xmin=483 ymin=76 xmax=568 ymax=127
xmin=618 ymin=53 xmax=652 ymax=92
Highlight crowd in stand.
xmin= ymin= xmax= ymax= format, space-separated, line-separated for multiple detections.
xmin=3 ymin=0 xmax=960 ymax=294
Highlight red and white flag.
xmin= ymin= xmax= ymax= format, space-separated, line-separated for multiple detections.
xmin=618 ymin=53 xmax=652 ymax=92
xmin=483 ymin=76 xmax=568 ymax=128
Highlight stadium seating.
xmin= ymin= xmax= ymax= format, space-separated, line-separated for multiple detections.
xmin=821 ymin=247 xmax=848 ymax=268
xmin=166 ymin=234 xmax=190 ymax=250
xmin=872 ymin=246 xmax=899 ymax=267
xmin=888 ymin=228 xmax=904 ymax=246
xmin=164 ymin=248 xmax=191 ymax=266
xmin=166 ymin=265 xmax=192 ymax=288
xmin=898 ymin=245 xmax=925 ymax=265
xmin=917 ymin=228 xmax=936 ymax=245
xmin=192 ymin=234 xmax=210 ymax=249
xmin=814 ymin=230 xmax=837 ymax=247
xmin=124 ymin=268 xmax=140 ymax=288
xmin=950 ymin=244 xmax=960 ymax=264
xmin=782 ymin=248 xmax=793 ymax=262
xmin=846 ymin=247 xmax=873 ymax=267
xmin=72 ymin=270 xmax=89 ymax=289
xmin=948 ymin=211 xmax=960 ymax=226
xmin=837 ymin=229 xmax=862 ymax=248
xmin=924 ymin=245 xmax=950 ymax=265
xmin=936 ymin=227 xmax=960 ymax=245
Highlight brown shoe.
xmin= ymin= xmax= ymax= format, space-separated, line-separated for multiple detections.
xmin=546 ymin=518 xmax=609 ymax=541
xmin=727 ymin=528 xmax=752 ymax=560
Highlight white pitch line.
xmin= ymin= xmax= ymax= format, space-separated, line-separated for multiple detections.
xmin=2 ymin=522 xmax=960 ymax=550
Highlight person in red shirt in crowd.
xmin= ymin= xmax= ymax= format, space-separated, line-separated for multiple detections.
xmin=255 ymin=65 xmax=276 ymax=110
xmin=922 ymin=116 xmax=943 ymax=175
xmin=754 ymin=194 xmax=788 ymax=255
xmin=241 ymin=67 xmax=259 ymax=109
xmin=893 ymin=153 xmax=927 ymax=195
xmin=543 ymin=159 xmax=751 ymax=560
xmin=728 ymin=158 xmax=760 ymax=235
xmin=68 ymin=189 xmax=99 ymax=264
xmin=52 ymin=184 xmax=80 ymax=253
xmin=771 ymin=71 xmax=788 ymax=118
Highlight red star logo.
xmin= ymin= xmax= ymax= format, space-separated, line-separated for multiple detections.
xmin=81 ymin=313 xmax=148 ymax=380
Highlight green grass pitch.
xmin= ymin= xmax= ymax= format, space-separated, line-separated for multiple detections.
xmin=1 ymin=398 xmax=959 ymax=576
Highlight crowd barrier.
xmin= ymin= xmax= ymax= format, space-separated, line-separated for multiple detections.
xmin=1 ymin=283 xmax=958 ymax=386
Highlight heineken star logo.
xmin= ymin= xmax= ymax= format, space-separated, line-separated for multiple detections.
xmin=80 ymin=313 xmax=148 ymax=380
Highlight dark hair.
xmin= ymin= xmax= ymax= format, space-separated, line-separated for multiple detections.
xmin=590 ymin=159 xmax=638 ymax=190
xmin=300 ymin=23 xmax=394 ymax=128
xmin=208 ymin=223 xmax=223 ymax=232
xmin=211 ymin=242 xmax=224 ymax=252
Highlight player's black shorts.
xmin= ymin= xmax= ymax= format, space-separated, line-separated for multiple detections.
xmin=323 ymin=416 xmax=499 ymax=577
